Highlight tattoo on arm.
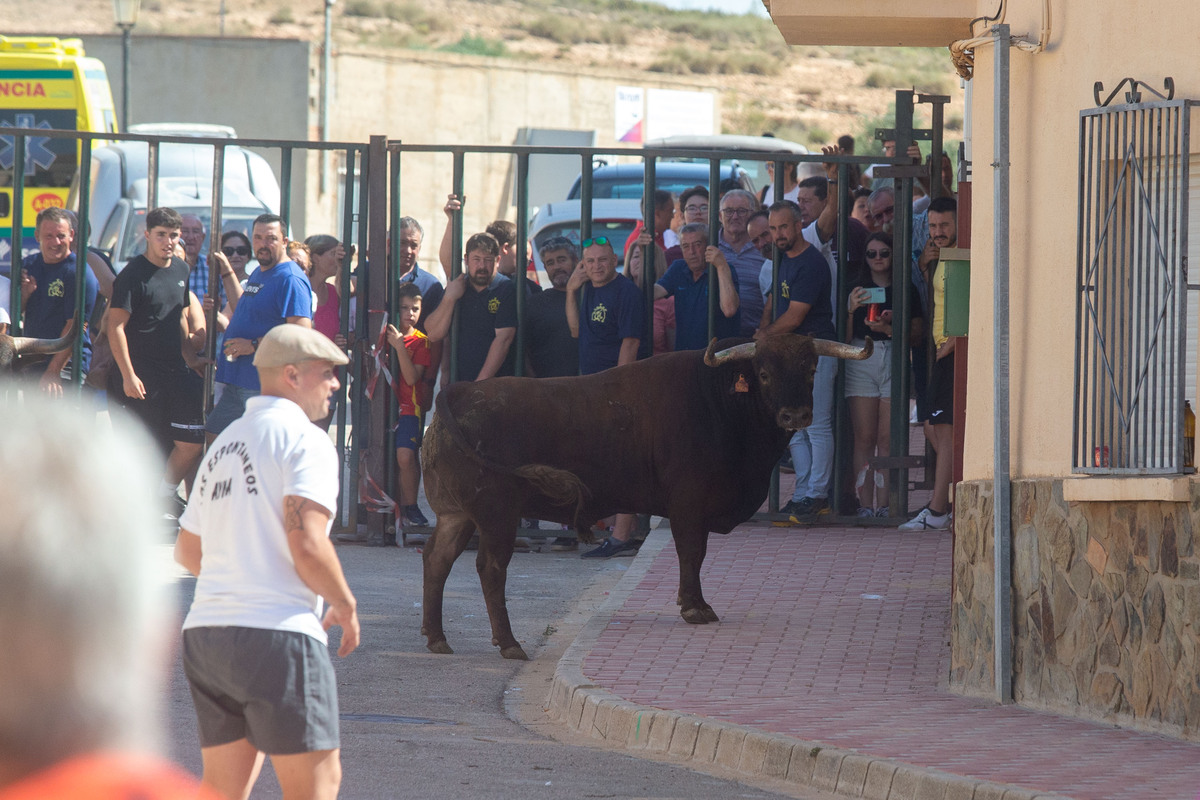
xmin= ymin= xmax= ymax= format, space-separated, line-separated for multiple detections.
xmin=285 ymin=495 xmax=306 ymax=534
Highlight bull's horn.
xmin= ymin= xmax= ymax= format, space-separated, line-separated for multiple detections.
xmin=704 ymin=340 xmax=757 ymax=367
xmin=812 ymin=337 xmax=873 ymax=360
xmin=10 ymin=333 xmax=76 ymax=357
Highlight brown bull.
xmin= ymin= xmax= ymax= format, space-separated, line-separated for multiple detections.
xmin=420 ymin=334 xmax=872 ymax=660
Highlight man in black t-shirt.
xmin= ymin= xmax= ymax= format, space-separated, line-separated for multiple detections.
xmin=425 ymin=232 xmax=518 ymax=385
xmin=107 ymin=206 xmax=207 ymax=514
xmin=523 ymin=236 xmax=579 ymax=378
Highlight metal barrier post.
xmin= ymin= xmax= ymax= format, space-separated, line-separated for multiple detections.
xmin=514 ymin=151 xmax=529 ymax=376
xmin=10 ymin=135 xmax=25 ymax=335
xmin=365 ymin=135 xmax=389 ymax=542
xmin=767 ymin=158 xmax=785 ymax=515
xmin=642 ymin=155 xmax=656 ymax=343
xmin=147 ymin=140 xmax=159 ymax=211
xmin=72 ymin=137 xmax=92 ymax=390
xmin=707 ymin=157 xmax=719 ymax=340
xmin=448 ymin=152 xmax=464 ymax=383
xmin=337 ymin=146 xmax=357 ymax=530
xmin=202 ymin=144 xmax=227 ymax=415
xmin=831 ymin=160 xmax=851 ymax=514
xmin=279 ymin=146 xmax=293 ymax=226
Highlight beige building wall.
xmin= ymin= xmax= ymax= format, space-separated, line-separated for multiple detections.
xmin=958 ymin=1 xmax=1200 ymax=482
xmin=318 ymin=48 xmax=721 ymax=277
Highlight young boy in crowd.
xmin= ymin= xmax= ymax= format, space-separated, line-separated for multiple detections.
xmin=385 ymin=282 xmax=432 ymax=528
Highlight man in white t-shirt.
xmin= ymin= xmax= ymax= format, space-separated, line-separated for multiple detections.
xmin=174 ymin=324 xmax=358 ymax=800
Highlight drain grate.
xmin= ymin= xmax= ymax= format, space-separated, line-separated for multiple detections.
xmin=340 ymin=713 xmax=456 ymax=725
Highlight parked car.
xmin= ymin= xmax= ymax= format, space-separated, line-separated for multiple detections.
xmin=527 ymin=198 xmax=643 ymax=274
xmin=644 ymin=134 xmax=823 ymax=189
xmin=565 ymin=162 xmax=754 ymax=201
xmin=72 ymin=138 xmax=280 ymax=271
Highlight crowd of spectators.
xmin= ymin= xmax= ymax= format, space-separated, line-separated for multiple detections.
xmin=3 ymin=131 xmax=958 ymax=556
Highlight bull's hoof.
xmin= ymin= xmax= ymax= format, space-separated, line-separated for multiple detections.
xmin=700 ymin=606 xmax=720 ymax=622
xmin=680 ymin=607 xmax=712 ymax=625
xmin=500 ymin=644 xmax=529 ymax=660
xmin=427 ymin=640 xmax=454 ymax=655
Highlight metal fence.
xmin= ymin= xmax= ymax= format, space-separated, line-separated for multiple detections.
xmin=1074 ymin=79 xmax=1196 ymax=474
xmin=4 ymin=124 xmax=934 ymax=534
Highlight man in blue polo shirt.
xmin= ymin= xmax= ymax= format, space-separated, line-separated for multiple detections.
xmin=18 ymin=207 xmax=98 ymax=396
xmin=757 ymin=200 xmax=837 ymax=521
xmin=205 ymin=213 xmax=314 ymax=439
xmin=653 ymin=223 xmax=741 ymax=351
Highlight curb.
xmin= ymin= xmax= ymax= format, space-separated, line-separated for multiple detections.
xmin=546 ymin=528 xmax=1074 ymax=800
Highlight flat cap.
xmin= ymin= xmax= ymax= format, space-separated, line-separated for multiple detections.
xmin=253 ymin=324 xmax=349 ymax=369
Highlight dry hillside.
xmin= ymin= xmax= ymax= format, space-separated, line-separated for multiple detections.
xmin=10 ymin=0 xmax=964 ymax=153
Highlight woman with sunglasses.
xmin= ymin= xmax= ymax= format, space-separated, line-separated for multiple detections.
xmin=844 ymin=232 xmax=924 ymax=518
xmin=200 ymin=231 xmax=254 ymax=331
xmin=304 ymin=235 xmax=346 ymax=350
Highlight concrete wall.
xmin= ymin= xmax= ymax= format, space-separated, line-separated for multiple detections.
xmin=77 ymin=35 xmax=314 ymax=236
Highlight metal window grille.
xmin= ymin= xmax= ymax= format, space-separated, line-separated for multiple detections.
xmin=1074 ymin=78 xmax=1194 ymax=473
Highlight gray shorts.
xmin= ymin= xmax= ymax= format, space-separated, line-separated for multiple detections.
xmin=182 ymin=626 xmax=340 ymax=754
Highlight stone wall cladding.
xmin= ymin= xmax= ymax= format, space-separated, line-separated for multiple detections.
xmin=950 ymin=478 xmax=1200 ymax=739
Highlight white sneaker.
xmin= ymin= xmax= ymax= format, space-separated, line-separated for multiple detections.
xmin=856 ymin=506 xmax=875 ymax=518
xmin=899 ymin=507 xmax=951 ymax=531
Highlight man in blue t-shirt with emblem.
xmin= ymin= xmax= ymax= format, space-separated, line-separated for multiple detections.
xmin=758 ymin=200 xmax=837 ymax=522
xmin=565 ymin=235 xmax=646 ymax=375
xmin=17 ymin=207 xmax=99 ymax=395
xmin=652 ymin=222 xmax=741 ymax=351
xmin=205 ymin=213 xmax=314 ymax=438
xmin=565 ymin=235 xmax=646 ymax=559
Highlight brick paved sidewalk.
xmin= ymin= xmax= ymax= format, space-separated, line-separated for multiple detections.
xmin=561 ymin=524 xmax=1200 ymax=800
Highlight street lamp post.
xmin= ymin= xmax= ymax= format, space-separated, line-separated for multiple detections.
xmin=112 ymin=0 xmax=141 ymax=132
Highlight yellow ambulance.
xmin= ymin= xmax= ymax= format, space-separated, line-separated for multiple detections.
xmin=0 ymin=36 xmax=117 ymax=271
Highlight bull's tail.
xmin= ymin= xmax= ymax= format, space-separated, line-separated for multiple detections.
xmin=432 ymin=405 xmax=595 ymax=541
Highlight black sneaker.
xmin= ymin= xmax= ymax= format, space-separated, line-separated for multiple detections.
xmin=787 ymin=496 xmax=828 ymax=523
xmin=581 ymin=536 xmax=638 ymax=559
xmin=550 ymin=536 xmax=578 ymax=551
xmin=521 ymin=518 xmax=541 ymax=530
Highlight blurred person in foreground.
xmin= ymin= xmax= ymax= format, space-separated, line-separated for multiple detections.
xmin=175 ymin=324 xmax=359 ymax=800
xmin=0 ymin=401 xmax=219 ymax=799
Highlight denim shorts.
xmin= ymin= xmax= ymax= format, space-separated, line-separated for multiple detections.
xmin=204 ymin=383 xmax=259 ymax=436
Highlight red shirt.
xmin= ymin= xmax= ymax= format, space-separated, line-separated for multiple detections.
xmin=392 ymin=329 xmax=431 ymax=416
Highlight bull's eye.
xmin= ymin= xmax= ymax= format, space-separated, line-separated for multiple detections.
xmin=758 ymin=370 xmax=769 ymax=385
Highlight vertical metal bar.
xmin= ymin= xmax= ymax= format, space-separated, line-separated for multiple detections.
xmin=831 ymin=161 xmax=850 ymax=516
xmin=642 ymin=154 xmax=656 ymax=348
xmin=381 ymin=145 xmax=401 ymax=513
xmin=894 ymin=88 xmax=917 ymax=515
xmin=707 ymin=157 xmax=719 ymax=341
xmin=768 ymin=158 xmax=785 ymax=515
xmin=580 ymin=154 xmax=593 ymax=242
xmin=1096 ymin=108 xmax=1111 ymax=469
xmin=279 ymin=146 xmax=293 ymax=228
xmin=147 ymin=139 xmax=159 ymax=211
xmin=337 ymin=147 xmax=356 ymax=530
xmin=1074 ymin=111 xmax=1090 ymax=470
xmin=929 ymin=101 xmax=946 ymax=200
xmin=202 ymin=144 xmax=226 ymax=415
xmin=1117 ymin=106 xmax=1130 ymax=467
xmin=1177 ymin=104 xmax=1192 ymax=472
xmin=448 ymin=152 xmax=464 ymax=383
xmin=514 ymin=150 xmax=529 ymax=376
xmin=992 ymin=23 xmax=1013 ymax=704
xmin=71 ymin=136 xmax=92 ymax=390
xmin=10 ymin=135 xmax=25 ymax=335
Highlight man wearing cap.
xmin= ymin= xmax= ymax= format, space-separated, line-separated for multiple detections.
xmin=174 ymin=324 xmax=359 ymax=800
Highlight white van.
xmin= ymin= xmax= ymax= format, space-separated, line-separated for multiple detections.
xmin=75 ymin=137 xmax=280 ymax=271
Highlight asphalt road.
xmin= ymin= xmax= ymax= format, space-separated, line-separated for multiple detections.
xmin=159 ymin=536 xmax=836 ymax=800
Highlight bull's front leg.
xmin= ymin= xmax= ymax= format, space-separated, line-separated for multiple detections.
xmin=421 ymin=513 xmax=476 ymax=654
xmin=476 ymin=519 xmax=528 ymax=660
xmin=670 ymin=525 xmax=719 ymax=624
